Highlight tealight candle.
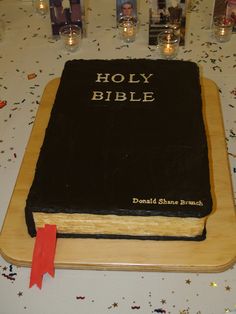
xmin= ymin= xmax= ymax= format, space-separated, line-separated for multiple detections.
xmin=119 ymin=16 xmax=137 ymax=43
xmin=213 ymin=15 xmax=234 ymax=43
xmin=67 ymin=34 xmax=79 ymax=49
xmin=33 ymin=0 xmax=49 ymax=15
xmin=59 ymin=25 xmax=81 ymax=52
xmin=163 ymin=43 xmax=174 ymax=57
xmin=158 ymin=30 xmax=180 ymax=60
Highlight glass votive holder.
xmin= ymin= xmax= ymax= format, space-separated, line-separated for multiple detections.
xmin=213 ymin=15 xmax=234 ymax=43
xmin=59 ymin=25 xmax=81 ymax=52
xmin=157 ymin=30 xmax=180 ymax=60
xmin=0 ymin=20 xmax=5 ymax=42
xmin=32 ymin=0 xmax=49 ymax=15
xmin=118 ymin=16 xmax=137 ymax=43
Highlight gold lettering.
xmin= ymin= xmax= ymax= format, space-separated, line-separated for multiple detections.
xmin=91 ymin=91 xmax=156 ymax=102
xmin=143 ymin=92 xmax=155 ymax=102
xmin=128 ymin=74 xmax=140 ymax=83
xmin=104 ymin=91 xmax=112 ymax=101
xmin=96 ymin=73 xmax=110 ymax=83
xmin=111 ymin=74 xmax=125 ymax=83
xmin=91 ymin=91 xmax=104 ymax=100
xmin=158 ymin=198 xmax=179 ymax=205
xmin=130 ymin=92 xmax=141 ymax=102
xmin=133 ymin=198 xmax=139 ymax=204
xmin=115 ymin=91 xmax=127 ymax=101
xmin=140 ymin=73 xmax=154 ymax=83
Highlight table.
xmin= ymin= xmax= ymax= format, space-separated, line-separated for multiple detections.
xmin=0 ymin=1 xmax=235 ymax=313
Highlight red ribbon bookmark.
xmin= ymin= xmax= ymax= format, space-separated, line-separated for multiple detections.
xmin=30 ymin=224 xmax=57 ymax=289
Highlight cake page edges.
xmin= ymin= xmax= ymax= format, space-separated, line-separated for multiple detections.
xmin=33 ymin=212 xmax=207 ymax=239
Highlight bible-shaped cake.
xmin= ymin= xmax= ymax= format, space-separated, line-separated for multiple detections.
xmin=25 ymin=59 xmax=213 ymax=240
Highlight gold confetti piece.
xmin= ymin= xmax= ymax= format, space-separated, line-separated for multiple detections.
xmin=27 ymin=73 xmax=37 ymax=80
xmin=225 ymin=285 xmax=231 ymax=291
xmin=185 ymin=279 xmax=191 ymax=284
xmin=210 ymin=282 xmax=218 ymax=287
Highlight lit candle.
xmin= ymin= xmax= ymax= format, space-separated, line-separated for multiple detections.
xmin=65 ymin=34 xmax=80 ymax=51
xmin=213 ymin=15 xmax=234 ymax=43
xmin=34 ymin=0 xmax=49 ymax=15
xmin=163 ymin=43 xmax=175 ymax=57
xmin=119 ymin=16 xmax=137 ymax=43
xmin=123 ymin=23 xmax=135 ymax=38
xmin=219 ymin=28 xmax=225 ymax=36
xmin=158 ymin=30 xmax=179 ymax=60
xmin=59 ymin=25 xmax=81 ymax=52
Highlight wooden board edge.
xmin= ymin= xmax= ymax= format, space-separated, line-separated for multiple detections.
xmin=0 ymin=77 xmax=235 ymax=273
xmin=1 ymin=245 xmax=235 ymax=273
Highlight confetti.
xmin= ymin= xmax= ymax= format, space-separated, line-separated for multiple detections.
xmin=0 ymin=0 xmax=236 ymax=311
xmin=0 ymin=100 xmax=7 ymax=109
xmin=179 ymin=310 xmax=189 ymax=314
xmin=76 ymin=296 xmax=85 ymax=300
xmin=229 ymin=129 xmax=236 ymax=138
xmin=230 ymin=88 xmax=236 ymax=96
xmin=210 ymin=282 xmax=218 ymax=287
xmin=2 ymin=273 xmax=16 ymax=281
xmin=27 ymin=73 xmax=37 ymax=80
xmin=213 ymin=65 xmax=222 ymax=72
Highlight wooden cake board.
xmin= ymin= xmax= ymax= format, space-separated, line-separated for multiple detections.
xmin=0 ymin=78 xmax=235 ymax=273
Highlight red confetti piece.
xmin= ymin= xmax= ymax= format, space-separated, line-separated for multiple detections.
xmin=27 ymin=73 xmax=37 ymax=80
xmin=0 ymin=100 xmax=7 ymax=109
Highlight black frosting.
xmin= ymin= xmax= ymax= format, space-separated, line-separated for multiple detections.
xmin=53 ymin=228 xmax=206 ymax=241
xmin=25 ymin=59 xmax=212 ymax=237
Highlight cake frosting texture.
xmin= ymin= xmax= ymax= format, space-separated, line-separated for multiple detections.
xmin=25 ymin=59 xmax=213 ymax=240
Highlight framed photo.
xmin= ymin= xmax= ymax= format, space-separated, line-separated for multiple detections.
xmin=213 ymin=0 xmax=236 ymax=32
xmin=116 ymin=0 xmax=138 ymax=23
xmin=148 ymin=0 xmax=187 ymax=46
xmin=49 ymin=0 xmax=84 ymax=36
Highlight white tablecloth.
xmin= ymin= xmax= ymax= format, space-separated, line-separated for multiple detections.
xmin=0 ymin=1 xmax=235 ymax=313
